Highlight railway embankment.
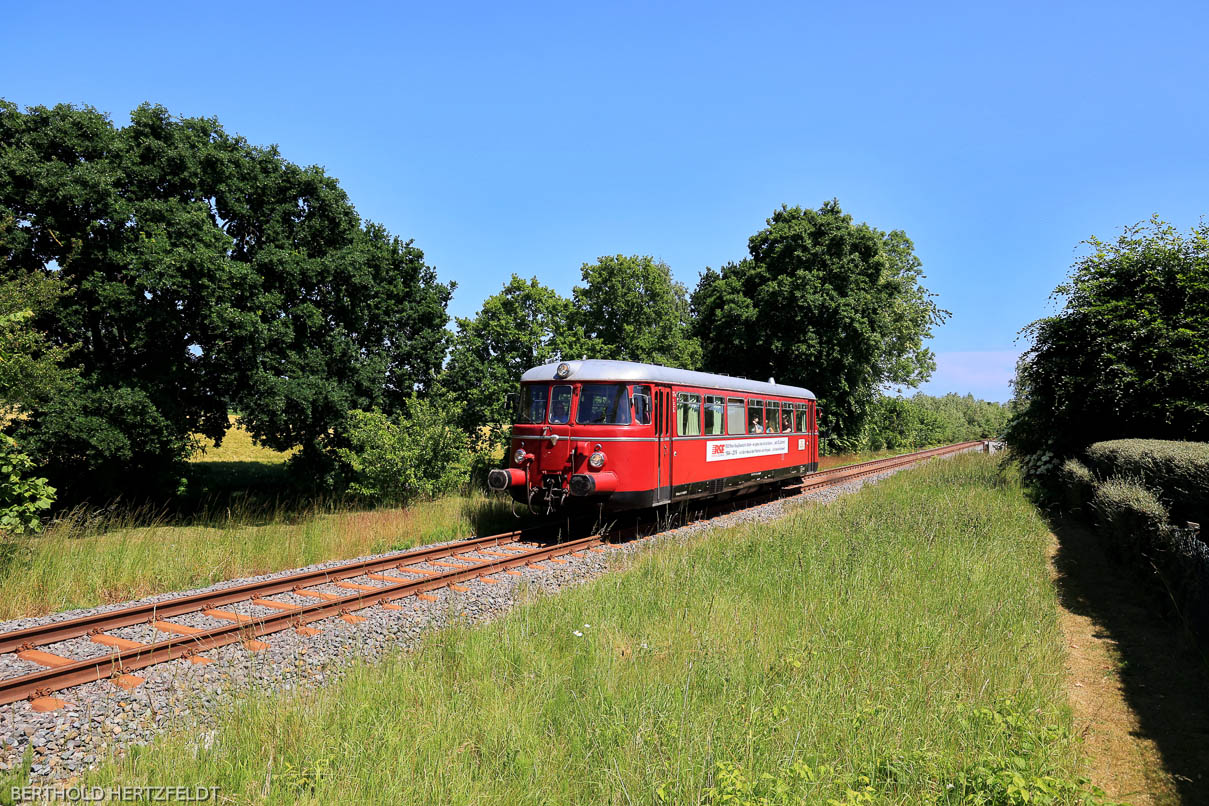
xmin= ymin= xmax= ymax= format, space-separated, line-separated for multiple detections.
xmin=9 ymin=452 xmax=1117 ymax=804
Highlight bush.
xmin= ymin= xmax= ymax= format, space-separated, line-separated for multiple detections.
xmin=0 ymin=435 xmax=55 ymax=533
xmin=1157 ymin=526 xmax=1209 ymax=632
xmin=1089 ymin=477 xmax=1169 ymax=563
xmin=1057 ymin=458 xmax=1095 ymax=513
xmin=1085 ymin=439 xmax=1209 ymax=526
xmin=337 ymin=398 xmax=472 ymax=504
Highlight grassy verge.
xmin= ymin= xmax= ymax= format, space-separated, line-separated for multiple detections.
xmin=0 ymin=417 xmax=517 ymax=620
xmin=0 ymin=493 xmax=514 ymax=620
xmin=77 ymin=453 xmax=1104 ymax=804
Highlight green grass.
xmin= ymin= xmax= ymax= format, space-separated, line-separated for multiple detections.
xmin=0 ymin=493 xmax=515 ymax=620
xmin=74 ymin=453 xmax=1106 ymax=804
xmin=0 ymin=416 xmax=519 ymax=620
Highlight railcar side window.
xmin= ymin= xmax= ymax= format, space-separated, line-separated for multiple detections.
xmin=577 ymin=384 xmax=632 ymax=425
xmin=782 ymin=403 xmax=794 ymax=433
xmin=726 ymin=397 xmax=745 ymax=435
xmin=520 ymin=385 xmax=549 ymax=424
xmin=632 ymin=385 xmax=652 ymax=425
xmin=677 ymin=393 xmax=702 ymax=436
xmin=704 ymin=395 xmax=724 ymax=435
xmin=796 ymin=403 xmax=808 ymax=432
xmin=549 ymin=385 xmax=572 ymax=424
xmin=766 ymin=401 xmax=780 ymax=433
xmin=747 ymin=399 xmax=764 ymax=433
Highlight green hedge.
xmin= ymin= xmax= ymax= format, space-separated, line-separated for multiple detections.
xmin=1089 ymin=477 xmax=1170 ymax=562
xmin=1074 ymin=462 xmax=1209 ymax=639
xmin=1057 ymin=458 xmax=1095 ymax=514
xmin=1085 ymin=439 xmax=1209 ymax=526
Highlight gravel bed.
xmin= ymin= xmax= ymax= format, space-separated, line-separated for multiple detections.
xmin=0 ymin=655 xmax=51 ymax=680
xmin=0 ymin=454 xmax=965 ymax=780
xmin=36 ymin=638 xmax=114 ymax=664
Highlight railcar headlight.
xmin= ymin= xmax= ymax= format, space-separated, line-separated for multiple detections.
xmin=513 ymin=448 xmax=528 ymax=465
xmin=555 ymin=362 xmax=571 ymax=379
xmin=588 ymin=450 xmax=606 ymax=469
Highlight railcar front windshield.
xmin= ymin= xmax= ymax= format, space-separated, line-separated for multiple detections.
xmin=519 ymin=384 xmax=549 ymax=424
xmin=576 ymin=384 xmax=631 ymax=425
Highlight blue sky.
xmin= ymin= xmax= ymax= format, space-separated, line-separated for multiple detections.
xmin=5 ymin=1 xmax=1207 ymax=401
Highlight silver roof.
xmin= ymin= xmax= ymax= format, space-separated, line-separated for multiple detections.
xmin=520 ymin=359 xmax=815 ymax=400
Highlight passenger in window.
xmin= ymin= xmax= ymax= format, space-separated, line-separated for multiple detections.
xmin=632 ymin=385 xmax=652 ymax=425
xmin=549 ymin=385 xmax=572 ymax=425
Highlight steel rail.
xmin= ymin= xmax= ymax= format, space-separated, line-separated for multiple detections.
xmin=0 ymin=534 xmax=607 ymax=706
xmin=0 ymin=523 xmax=570 ymax=655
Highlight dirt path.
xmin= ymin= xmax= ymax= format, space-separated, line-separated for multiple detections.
xmin=1049 ymin=518 xmax=1209 ymax=805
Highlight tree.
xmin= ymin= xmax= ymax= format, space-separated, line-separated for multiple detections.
xmin=442 ymin=275 xmax=575 ymax=437
xmin=692 ymin=201 xmax=947 ymax=449
xmin=1005 ymin=217 xmax=1209 ymax=460
xmin=0 ymin=101 xmax=452 ymax=500
xmin=571 ymin=255 xmax=701 ymax=369
xmin=0 ymin=271 xmax=74 ymax=529
xmin=0 ymin=271 xmax=77 ymax=414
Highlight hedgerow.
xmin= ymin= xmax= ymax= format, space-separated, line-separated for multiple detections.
xmin=1056 ymin=459 xmax=1095 ymax=514
xmin=1059 ymin=439 xmax=1209 ymax=640
xmin=1084 ymin=439 xmax=1209 ymax=526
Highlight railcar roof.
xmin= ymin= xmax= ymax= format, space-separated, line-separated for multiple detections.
xmin=520 ymin=360 xmax=815 ymax=400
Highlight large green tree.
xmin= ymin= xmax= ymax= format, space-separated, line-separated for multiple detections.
xmin=571 ymin=254 xmax=701 ymax=369
xmin=1006 ymin=217 xmax=1209 ymax=459
xmin=0 ymin=271 xmax=77 ymax=414
xmin=0 ymin=101 xmax=452 ymax=499
xmin=692 ymin=201 xmax=946 ymax=449
xmin=442 ymin=275 xmax=576 ymax=438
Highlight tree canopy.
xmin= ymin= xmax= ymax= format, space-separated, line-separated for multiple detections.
xmin=1005 ymin=217 xmax=1209 ymax=459
xmin=0 ymin=271 xmax=77 ymax=415
xmin=571 ymin=255 xmax=701 ymax=369
xmin=442 ymin=275 xmax=575 ymax=438
xmin=692 ymin=201 xmax=947 ymax=448
xmin=0 ymin=101 xmax=451 ymax=499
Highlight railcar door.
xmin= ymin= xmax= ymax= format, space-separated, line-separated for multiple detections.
xmin=653 ymin=386 xmax=672 ymax=505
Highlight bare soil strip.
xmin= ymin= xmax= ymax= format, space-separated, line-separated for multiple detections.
xmin=1049 ymin=518 xmax=1209 ymax=805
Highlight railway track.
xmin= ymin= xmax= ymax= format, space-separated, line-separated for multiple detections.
xmin=0 ymin=441 xmax=983 ymax=711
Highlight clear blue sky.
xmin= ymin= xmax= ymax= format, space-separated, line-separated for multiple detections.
xmin=5 ymin=1 xmax=1207 ymax=401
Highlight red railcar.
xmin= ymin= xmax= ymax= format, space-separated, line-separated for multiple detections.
xmin=487 ymin=360 xmax=819 ymax=513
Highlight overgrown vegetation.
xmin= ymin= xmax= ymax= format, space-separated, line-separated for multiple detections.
xmin=1052 ymin=439 xmax=1209 ymax=641
xmin=1006 ymin=217 xmax=1209 ymax=468
xmin=338 ymin=398 xmax=475 ymax=504
xmin=0 ymin=435 xmax=54 ymax=533
xmin=77 ymin=454 xmax=1108 ymax=804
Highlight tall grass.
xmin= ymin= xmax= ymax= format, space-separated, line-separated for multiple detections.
xmin=80 ymin=454 xmax=1101 ymax=804
xmin=0 ymin=493 xmax=514 ymax=620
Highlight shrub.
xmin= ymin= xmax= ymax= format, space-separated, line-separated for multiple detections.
xmin=1057 ymin=458 xmax=1095 ymax=513
xmin=337 ymin=398 xmax=472 ymax=504
xmin=0 ymin=434 xmax=55 ymax=533
xmin=1089 ymin=477 xmax=1169 ymax=562
xmin=1085 ymin=439 xmax=1209 ymax=526
xmin=1156 ymin=526 xmax=1209 ymax=632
